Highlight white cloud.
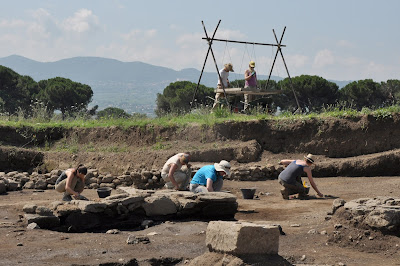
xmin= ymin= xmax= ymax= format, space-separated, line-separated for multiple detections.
xmin=27 ymin=22 xmax=50 ymax=39
xmin=362 ymin=61 xmax=389 ymax=82
xmin=337 ymin=40 xmax=355 ymax=48
xmin=169 ymin=24 xmax=181 ymax=31
xmin=0 ymin=19 xmax=27 ymax=28
xmin=313 ymin=49 xmax=335 ymax=68
xmin=121 ymin=29 xmax=157 ymax=41
xmin=341 ymin=56 xmax=361 ymax=66
xmin=30 ymin=8 xmax=51 ymax=20
xmin=112 ymin=0 xmax=125 ymax=9
xmin=61 ymin=9 xmax=99 ymax=33
xmin=286 ymin=54 xmax=308 ymax=69
xmin=145 ymin=29 xmax=157 ymax=38
xmin=176 ymin=32 xmax=203 ymax=49
xmin=214 ymin=29 xmax=246 ymax=40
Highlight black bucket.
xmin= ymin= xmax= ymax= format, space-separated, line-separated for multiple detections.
xmin=97 ymin=187 xmax=112 ymax=198
xmin=240 ymin=188 xmax=256 ymax=199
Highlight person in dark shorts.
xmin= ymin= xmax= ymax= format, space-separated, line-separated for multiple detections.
xmin=278 ymin=154 xmax=323 ymax=200
xmin=55 ymin=164 xmax=88 ymax=201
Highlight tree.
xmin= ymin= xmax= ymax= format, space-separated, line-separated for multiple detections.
xmin=273 ymin=75 xmax=339 ymax=112
xmin=156 ymin=81 xmax=214 ymax=116
xmin=97 ymin=107 xmax=131 ymax=119
xmin=0 ymin=66 xmax=39 ymax=114
xmin=380 ymin=79 xmax=400 ymax=105
xmin=37 ymin=77 xmax=93 ymax=118
xmin=339 ymin=79 xmax=384 ymax=110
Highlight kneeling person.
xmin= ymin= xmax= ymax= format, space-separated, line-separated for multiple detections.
xmin=161 ymin=153 xmax=191 ymax=190
xmin=278 ymin=154 xmax=323 ymax=200
xmin=190 ymin=160 xmax=231 ymax=193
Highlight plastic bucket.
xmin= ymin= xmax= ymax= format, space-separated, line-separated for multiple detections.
xmin=240 ymin=188 xmax=256 ymax=199
xmin=97 ymin=187 xmax=112 ymax=198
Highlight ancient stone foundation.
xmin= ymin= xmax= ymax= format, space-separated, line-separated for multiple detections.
xmin=0 ymin=165 xmax=283 ymax=195
xmin=22 ymin=188 xmax=238 ymax=232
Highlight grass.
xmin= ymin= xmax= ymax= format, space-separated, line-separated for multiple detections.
xmin=1 ymin=104 xmax=400 ymax=130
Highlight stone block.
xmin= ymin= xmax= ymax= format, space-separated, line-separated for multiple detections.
xmin=23 ymin=181 xmax=35 ymax=189
xmin=34 ymin=179 xmax=47 ymax=190
xmin=74 ymin=201 xmax=108 ymax=213
xmin=0 ymin=180 xmax=6 ymax=194
xmin=23 ymin=204 xmax=37 ymax=214
xmin=7 ymin=180 xmax=19 ymax=191
xmin=206 ymin=221 xmax=279 ymax=255
xmin=36 ymin=206 xmax=53 ymax=216
xmin=24 ymin=214 xmax=60 ymax=229
xmin=197 ymin=192 xmax=237 ymax=202
xmin=47 ymin=175 xmax=58 ymax=185
xmin=143 ymin=195 xmax=177 ymax=216
xmin=55 ymin=204 xmax=81 ymax=216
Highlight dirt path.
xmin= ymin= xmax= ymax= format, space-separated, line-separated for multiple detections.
xmin=0 ymin=177 xmax=399 ymax=266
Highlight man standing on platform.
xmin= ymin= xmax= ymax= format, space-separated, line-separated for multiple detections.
xmin=212 ymin=63 xmax=234 ymax=109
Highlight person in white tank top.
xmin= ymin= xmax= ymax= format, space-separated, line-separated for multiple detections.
xmin=212 ymin=63 xmax=234 ymax=109
xmin=161 ymin=153 xmax=191 ymax=190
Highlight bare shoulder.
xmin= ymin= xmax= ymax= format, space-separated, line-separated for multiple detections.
xmin=296 ymin=160 xmax=308 ymax=166
xmin=65 ymin=169 xmax=75 ymax=175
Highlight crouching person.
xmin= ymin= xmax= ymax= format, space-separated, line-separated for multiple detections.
xmin=278 ymin=154 xmax=323 ymax=200
xmin=161 ymin=153 xmax=191 ymax=190
xmin=189 ymin=160 xmax=231 ymax=193
xmin=55 ymin=164 xmax=88 ymax=201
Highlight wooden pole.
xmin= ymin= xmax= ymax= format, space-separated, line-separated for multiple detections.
xmin=272 ymin=28 xmax=301 ymax=113
xmin=191 ymin=20 xmax=221 ymax=109
xmin=201 ymin=37 xmax=286 ymax=47
xmin=264 ymin=27 xmax=285 ymax=91
xmin=201 ymin=21 xmax=231 ymax=111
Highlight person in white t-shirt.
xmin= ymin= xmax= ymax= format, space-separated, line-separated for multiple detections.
xmin=212 ymin=63 xmax=234 ymax=109
xmin=161 ymin=153 xmax=191 ymax=190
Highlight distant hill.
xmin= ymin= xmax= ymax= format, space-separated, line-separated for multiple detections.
xmin=0 ymin=55 xmax=350 ymax=116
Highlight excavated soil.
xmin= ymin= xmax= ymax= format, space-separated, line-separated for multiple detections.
xmin=0 ymin=114 xmax=400 ymax=265
xmin=0 ymin=177 xmax=399 ymax=266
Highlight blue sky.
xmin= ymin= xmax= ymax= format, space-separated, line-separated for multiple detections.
xmin=0 ymin=0 xmax=399 ymax=82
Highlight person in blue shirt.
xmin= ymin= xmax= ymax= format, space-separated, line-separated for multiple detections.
xmin=278 ymin=154 xmax=323 ymax=200
xmin=189 ymin=160 xmax=231 ymax=193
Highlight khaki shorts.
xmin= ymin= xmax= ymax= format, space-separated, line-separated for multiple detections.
xmin=55 ymin=176 xmax=85 ymax=195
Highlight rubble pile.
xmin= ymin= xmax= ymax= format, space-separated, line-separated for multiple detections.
xmin=330 ymin=196 xmax=400 ymax=235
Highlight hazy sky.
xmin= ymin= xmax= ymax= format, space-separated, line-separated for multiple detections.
xmin=0 ymin=0 xmax=399 ymax=82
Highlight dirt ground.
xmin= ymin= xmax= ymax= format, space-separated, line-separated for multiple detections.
xmin=0 ymin=176 xmax=399 ymax=266
xmin=1 ymin=117 xmax=400 ymax=265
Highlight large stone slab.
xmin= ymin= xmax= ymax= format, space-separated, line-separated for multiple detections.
xmin=143 ymin=194 xmax=177 ymax=216
xmin=197 ymin=192 xmax=237 ymax=202
xmin=24 ymin=214 xmax=60 ymax=229
xmin=71 ymin=201 xmax=108 ymax=213
xmin=206 ymin=221 xmax=280 ymax=255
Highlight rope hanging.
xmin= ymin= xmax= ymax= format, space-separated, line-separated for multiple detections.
xmin=193 ymin=21 xmax=300 ymax=113
xmin=251 ymin=43 xmax=259 ymax=88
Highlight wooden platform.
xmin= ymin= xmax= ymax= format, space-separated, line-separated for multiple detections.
xmin=216 ymin=87 xmax=283 ymax=95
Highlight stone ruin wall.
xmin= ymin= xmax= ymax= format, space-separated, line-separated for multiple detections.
xmin=0 ymin=165 xmax=283 ymax=194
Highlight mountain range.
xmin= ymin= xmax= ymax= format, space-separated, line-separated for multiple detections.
xmin=0 ymin=55 xmax=351 ymax=116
